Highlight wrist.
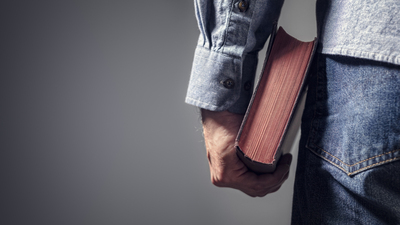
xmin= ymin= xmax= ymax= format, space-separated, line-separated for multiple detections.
xmin=201 ymin=109 xmax=243 ymax=127
xmin=200 ymin=109 xmax=244 ymax=146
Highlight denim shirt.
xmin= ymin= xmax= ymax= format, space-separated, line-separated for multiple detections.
xmin=185 ymin=0 xmax=400 ymax=114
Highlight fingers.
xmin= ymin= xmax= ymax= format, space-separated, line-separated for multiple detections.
xmin=258 ymin=153 xmax=293 ymax=186
xmin=210 ymin=155 xmax=293 ymax=197
xmin=279 ymin=153 xmax=293 ymax=166
xmin=239 ymin=153 xmax=293 ymax=197
xmin=273 ymin=153 xmax=293 ymax=183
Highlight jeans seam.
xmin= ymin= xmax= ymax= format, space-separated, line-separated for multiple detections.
xmin=305 ymin=55 xmax=321 ymax=161
xmin=316 ymin=146 xmax=400 ymax=167
xmin=309 ymin=147 xmax=400 ymax=176
xmin=308 ymin=148 xmax=348 ymax=174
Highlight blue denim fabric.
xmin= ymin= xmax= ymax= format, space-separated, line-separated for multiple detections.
xmin=292 ymin=54 xmax=400 ymax=224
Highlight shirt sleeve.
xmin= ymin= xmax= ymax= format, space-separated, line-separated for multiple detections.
xmin=185 ymin=0 xmax=285 ymax=114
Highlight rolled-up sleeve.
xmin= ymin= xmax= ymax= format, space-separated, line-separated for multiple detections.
xmin=185 ymin=0 xmax=284 ymax=114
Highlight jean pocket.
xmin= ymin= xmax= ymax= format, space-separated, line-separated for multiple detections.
xmin=305 ymin=55 xmax=400 ymax=176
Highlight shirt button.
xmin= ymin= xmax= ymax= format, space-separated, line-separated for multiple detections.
xmin=244 ymin=81 xmax=252 ymax=91
xmin=238 ymin=1 xmax=248 ymax=12
xmin=222 ymin=79 xmax=235 ymax=89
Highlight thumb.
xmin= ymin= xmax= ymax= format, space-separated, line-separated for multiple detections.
xmin=279 ymin=153 xmax=293 ymax=167
xmin=270 ymin=153 xmax=293 ymax=184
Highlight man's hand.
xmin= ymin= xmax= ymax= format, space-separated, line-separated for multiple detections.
xmin=201 ymin=109 xmax=292 ymax=197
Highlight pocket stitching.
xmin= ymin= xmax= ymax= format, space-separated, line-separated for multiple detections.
xmin=315 ymin=146 xmax=400 ymax=167
xmin=308 ymin=147 xmax=400 ymax=176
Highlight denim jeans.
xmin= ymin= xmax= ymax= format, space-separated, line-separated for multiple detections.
xmin=292 ymin=54 xmax=400 ymax=224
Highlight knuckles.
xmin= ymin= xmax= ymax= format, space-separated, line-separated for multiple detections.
xmin=211 ymin=171 xmax=232 ymax=187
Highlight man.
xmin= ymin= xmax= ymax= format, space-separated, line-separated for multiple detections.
xmin=186 ymin=0 xmax=400 ymax=224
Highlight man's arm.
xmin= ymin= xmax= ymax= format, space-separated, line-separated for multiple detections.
xmin=186 ymin=0 xmax=289 ymax=197
xmin=186 ymin=0 xmax=285 ymax=114
xmin=201 ymin=109 xmax=292 ymax=197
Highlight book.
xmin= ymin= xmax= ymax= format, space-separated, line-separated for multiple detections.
xmin=235 ymin=26 xmax=317 ymax=173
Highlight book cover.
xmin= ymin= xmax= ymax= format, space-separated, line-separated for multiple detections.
xmin=235 ymin=26 xmax=317 ymax=173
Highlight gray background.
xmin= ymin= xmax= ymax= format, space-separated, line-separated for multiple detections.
xmin=0 ymin=0 xmax=316 ymax=224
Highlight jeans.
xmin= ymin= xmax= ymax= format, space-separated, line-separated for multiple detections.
xmin=291 ymin=54 xmax=400 ymax=224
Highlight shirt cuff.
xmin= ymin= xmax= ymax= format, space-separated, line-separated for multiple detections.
xmin=185 ymin=46 xmax=257 ymax=114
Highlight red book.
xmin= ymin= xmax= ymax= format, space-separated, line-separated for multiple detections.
xmin=235 ymin=27 xmax=317 ymax=173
